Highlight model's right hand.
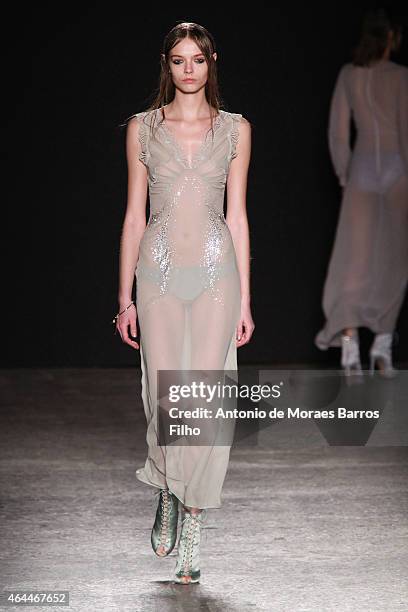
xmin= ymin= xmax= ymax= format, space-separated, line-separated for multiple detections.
xmin=117 ymin=303 xmax=139 ymax=350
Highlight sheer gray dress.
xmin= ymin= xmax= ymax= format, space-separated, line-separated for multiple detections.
xmin=315 ymin=59 xmax=408 ymax=350
xmin=131 ymin=107 xmax=243 ymax=508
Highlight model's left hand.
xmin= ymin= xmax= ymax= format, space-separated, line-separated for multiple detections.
xmin=236 ymin=303 xmax=255 ymax=347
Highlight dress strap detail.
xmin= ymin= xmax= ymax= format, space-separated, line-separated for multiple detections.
xmin=136 ymin=111 xmax=150 ymax=167
xmin=229 ymin=113 xmax=243 ymax=162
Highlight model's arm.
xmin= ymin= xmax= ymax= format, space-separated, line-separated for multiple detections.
xmin=328 ymin=65 xmax=352 ymax=188
xmin=397 ymin=68 xmax=408 ymax=176
xmin=226 ymin=117 xmax=255 ymax=347
xmin=117 ymin=116 xmax=148 ymax=349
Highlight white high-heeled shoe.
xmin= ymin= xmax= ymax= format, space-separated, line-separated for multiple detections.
xmin=341 ymin=332 xmax=363 ymax=376
xmin=369 ymin=333 xmax=397 ymax=378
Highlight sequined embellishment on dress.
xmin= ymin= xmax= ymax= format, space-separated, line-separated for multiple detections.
xmin=134 ymin=108 xmax=243 ymax=307
xmin=200 ymin=206 xmax=227 ymax=305
xmin=150 ymin=181 xmax=187 ymax=295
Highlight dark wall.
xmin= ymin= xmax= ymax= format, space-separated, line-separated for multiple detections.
xmin=7 ymin=7 xmax=408 ymax=366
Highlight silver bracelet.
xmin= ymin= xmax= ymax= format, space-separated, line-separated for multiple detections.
xmin=112 ymin=300 xmax=134 ymax=326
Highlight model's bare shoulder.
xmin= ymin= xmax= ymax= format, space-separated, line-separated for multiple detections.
xmin=239 ymin=116 xmax=251 ymax=130
xmin=236 ymin=115 xmax=252 ymax=143
xmin=126 ymin=114 xmax=142 ymax=142
xmin=127 ymin=110 xmax=145 ymax=124
xmin=225 ymin=112 xmax=250 ymax=130
xmin=229 ymin=112 xmax=251 ymax=128
xmin=125 ymin=111 xmax=151 ymax=167
xmin=226 ymin=112 xmax=251 ymax=166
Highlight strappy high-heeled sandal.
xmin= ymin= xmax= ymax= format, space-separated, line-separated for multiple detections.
xmin=369 ymin=333 xmax=397 ymax=378
xmin=174 ymin=509 xmax=207 ymax=584
xmin=151 ymin=488 xmax=179 ymax=557
xmin=341 ymin=332 xmax=363 ymax=376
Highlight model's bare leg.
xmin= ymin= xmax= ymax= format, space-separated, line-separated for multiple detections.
xmin=140 ymin=293 xmax=185 ymax=558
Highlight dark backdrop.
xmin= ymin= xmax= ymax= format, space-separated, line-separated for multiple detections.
xmin=7 ymin=6 xmax=408 ymax=367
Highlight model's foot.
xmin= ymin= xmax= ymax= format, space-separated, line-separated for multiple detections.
xmin=179 ymin=508 xmax=200 ymax=582
xmin=369 ymin=333 xmax=397 ymax=378
xmin=175 ymin=507 xmax=205 ymax=584
xmin=341 ymin=328 xmax=362 ymax=376
xmin=179 ymin=506 xmax=202 ymax=578
xmin=151 ymin=489 xmax=179 ymax=557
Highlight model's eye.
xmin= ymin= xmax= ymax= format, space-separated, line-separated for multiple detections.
xmin=172 ymin=58 xmax=206 ymax=64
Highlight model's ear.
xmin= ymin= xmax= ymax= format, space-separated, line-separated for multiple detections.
xmin=212 ymin=52 xmax=217 ymax=62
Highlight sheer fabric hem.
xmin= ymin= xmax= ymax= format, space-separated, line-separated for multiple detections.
xmin=135 ymin=467 xmax=223 ymax=509
xmin=315 ymin=318 xmax=396 ymax=350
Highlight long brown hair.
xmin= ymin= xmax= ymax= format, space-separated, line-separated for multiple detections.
xmin=352 ymin=9 xmax=403 ymax=67
xmin=122 ymin=22 xmax=224 ymax=137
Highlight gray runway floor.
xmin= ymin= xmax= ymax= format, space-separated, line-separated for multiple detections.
xmin=1 ymin=368 xmax=407 ymax=611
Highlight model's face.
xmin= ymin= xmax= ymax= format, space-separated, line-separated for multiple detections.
xmin=165 ymin=38 xmax=216 ymax=93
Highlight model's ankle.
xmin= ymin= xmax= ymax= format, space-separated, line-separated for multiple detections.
xmin=183 ymin=505 xmax=202 ymax=515
xmin=343 ymin=327 xmax=357 ymax=337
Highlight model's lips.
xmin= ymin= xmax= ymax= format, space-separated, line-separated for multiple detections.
xmin=182 ymin=79 xmax=196 ymax=82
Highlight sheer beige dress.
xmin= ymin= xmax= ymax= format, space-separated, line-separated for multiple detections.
xmin=315 ymin=60 xmax=408 ymax=350
xmin=132 ymin=107 xmax=243 ymax=509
